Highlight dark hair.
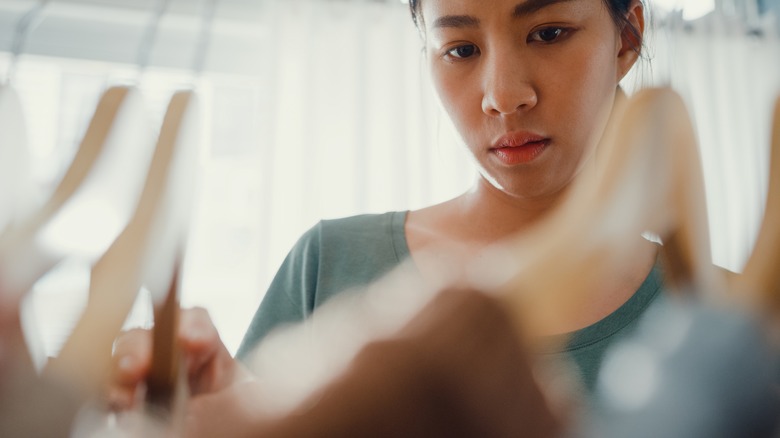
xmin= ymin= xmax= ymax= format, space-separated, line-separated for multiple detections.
xmin=408 ymin=0 xmax=643 ymax=53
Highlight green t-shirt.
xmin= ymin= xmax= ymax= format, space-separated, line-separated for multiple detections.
xmin=237 ymin=211 xmax=664 ymax=394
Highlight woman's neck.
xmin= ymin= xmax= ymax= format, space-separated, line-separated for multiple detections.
xmin=407 ymin=142 xmax=607 ymax=251
xmin=457 ymin=177 xmax=572 ymax=240
xmin=406 ymin=176 xmax=579 ymax=256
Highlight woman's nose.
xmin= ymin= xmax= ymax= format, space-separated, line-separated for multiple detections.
xmin=481 ymin=53 xmax=538 ymax=116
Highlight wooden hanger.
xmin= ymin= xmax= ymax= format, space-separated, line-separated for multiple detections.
xmin=0 ymin=85 xmax=154 ymax=376
xmin=0 ymin=85 xmax=153 ymax=299
xmin=44 ymin=90 xmax=200 ymax=420
xmin=469 ymin=87 xmax=723 ymax=343
xmin=730 ymin=95 xmax=780 ymax=320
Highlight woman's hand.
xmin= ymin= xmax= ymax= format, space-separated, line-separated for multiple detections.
xmin=107 ymin=307 xmax=250 ymax=411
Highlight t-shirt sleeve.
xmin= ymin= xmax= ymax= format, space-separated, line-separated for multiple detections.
xmin=235 ymin=222 xmax=322 ymax=360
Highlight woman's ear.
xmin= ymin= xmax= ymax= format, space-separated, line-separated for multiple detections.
xmin=617 ymin=0 xmax=645 ymax=81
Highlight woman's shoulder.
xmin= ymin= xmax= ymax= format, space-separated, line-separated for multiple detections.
xmin=300 ymin=211 xmax=412 ymax=303
xmin=318 ymin=211 xmax=407 ymax=235
xmin=315 ymin=211 xmax=409 ymax=263
xmin=290 ymin=210 xmax=410 ymax=261
xmin=311 ymin=211 xmax=408 ymax=249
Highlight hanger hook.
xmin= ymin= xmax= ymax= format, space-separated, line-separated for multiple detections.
xmin=191 ymin=0 xmax=219 ymax=79
xmin=136 ymin=0 xmax=172 ymax=79
xmin=5 ymin=0 xmax=51 ymax=85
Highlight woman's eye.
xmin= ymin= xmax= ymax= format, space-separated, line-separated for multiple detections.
xmin=529 ymin=27 xmax=568 ymax=43
xmin=445 ymin=45 xmax=478 ymax=59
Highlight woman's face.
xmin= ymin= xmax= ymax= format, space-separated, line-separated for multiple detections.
xmin=421 ymin=0 xmax=641 ymax=201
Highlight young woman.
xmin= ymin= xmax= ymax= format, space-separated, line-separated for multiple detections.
xmin=109 ymin=0 xmax=658 ymax=434
xmin=237 ymin=0 xmax=659 ymax=393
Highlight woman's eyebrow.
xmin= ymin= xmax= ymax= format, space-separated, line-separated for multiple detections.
xmin=432 ymin=15 xmax=480 ymax=29
xmin=513 ymin=0 xmax=576 ymax=17
xmin=432 ymin=0 xmax=577 ymax=29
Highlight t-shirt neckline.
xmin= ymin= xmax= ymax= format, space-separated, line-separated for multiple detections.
xmin=391 ymin=209 xmax=663 ymax=353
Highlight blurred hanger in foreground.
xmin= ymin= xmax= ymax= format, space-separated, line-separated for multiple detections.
xmin=567 ymin=90 xmax=780 ymax=438
xmin=144 ymin=0 xmax=217 ymax=422
xmin=45 ymin=89 xmax=200 ymax=415
xmin=0 ymin=0 xmax=154 ymax=373
xmin=731 ymin=95 xmax=780 ymax=322
xmin=0 ymin=87 xmax=153 ymax=302
xmin=472 ymin=87 xmax=721 ymax=343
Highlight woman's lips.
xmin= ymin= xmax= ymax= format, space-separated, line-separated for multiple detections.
xmin=492 ymin=141 xmax=549 ymax=165
xmin=490 ymin=132 xmax=550 ymax=165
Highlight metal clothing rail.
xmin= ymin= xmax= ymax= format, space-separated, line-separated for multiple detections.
xmin=0 ymin=0 xmax=410 ymax=76
xmin=0 ymin=0 xmax=266 ymax=76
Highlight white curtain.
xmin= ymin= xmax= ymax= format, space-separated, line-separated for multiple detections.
xmin=9 ymin=0 xmax=780 ymax=356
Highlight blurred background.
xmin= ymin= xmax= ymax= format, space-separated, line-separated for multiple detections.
xmin=0 ymin=0 xmax=778 ymax=356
